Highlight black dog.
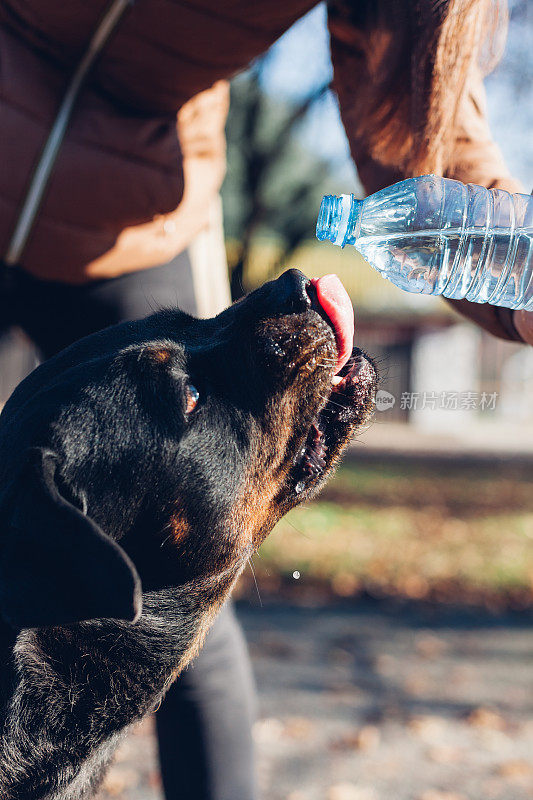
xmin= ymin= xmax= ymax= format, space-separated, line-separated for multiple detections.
xmin=0 ymin=269 xmax=376 ymax=799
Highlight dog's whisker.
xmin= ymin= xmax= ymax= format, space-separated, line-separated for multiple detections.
xmin=247 ymin=557 xmax=263 ymax=608
xmin=322 ymin=397 xmax=349 ymax=410
xmin=285 ymin=518 xmax=313 ymax=541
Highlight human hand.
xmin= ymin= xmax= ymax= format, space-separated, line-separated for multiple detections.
xmin=514 ymin=310 xmax=533 ymax=345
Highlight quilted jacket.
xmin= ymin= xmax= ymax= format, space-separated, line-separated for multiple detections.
xmin=0 ymin=0 xmax=523 ymax=340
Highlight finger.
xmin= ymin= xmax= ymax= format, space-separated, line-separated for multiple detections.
xmin=513 ymin=309 xmax=533 ymax=345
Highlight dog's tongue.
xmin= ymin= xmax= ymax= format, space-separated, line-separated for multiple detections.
xmin=310 ymin=275 xmax=354 ymax=374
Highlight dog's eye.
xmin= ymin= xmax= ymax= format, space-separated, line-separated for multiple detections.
xmin=185 ymin=383 xmax=200 ymax=414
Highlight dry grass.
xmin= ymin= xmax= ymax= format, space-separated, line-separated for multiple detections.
xmin=252 ymin=459 xmax=533 ymax=607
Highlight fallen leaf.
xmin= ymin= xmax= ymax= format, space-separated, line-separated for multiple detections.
xmin=332 ymin=573 xmax=360 ymax=597
xmin=496 ymin=760 xmax=533 ymax=779
xmin=466 ymin=708 xmax=506 ymax=730
xmin=328 ymin=784 xmax=377 ymax=800
xmin=355 ymin=725 xmax=381 ymax=751
xmin=283 ymin=717 xmax=315 ymax=740
xmin=415 ymin=634 xmax=448 ymax=659
xmin=253 ymin=717 xmax=284 ymax=744
xmin=330 ymin=725 xmax=380 ymax=752
xmin=427 ymin=746 xmax=463 ymax=764
xmin=375 ymin=653 xmax=396 ymax=677
xmin=408 ymin=716 xmax=447 ymax=740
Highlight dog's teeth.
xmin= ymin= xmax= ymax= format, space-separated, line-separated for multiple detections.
xmin=331 ymin=375 xmax=343 ymax=386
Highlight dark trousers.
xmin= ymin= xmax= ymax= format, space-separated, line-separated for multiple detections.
xmin=0 ymin=256 xmax=258 ymax=800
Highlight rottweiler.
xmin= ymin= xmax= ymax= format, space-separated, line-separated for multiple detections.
xmin=0 ymin=269 xmax=376 ymax=799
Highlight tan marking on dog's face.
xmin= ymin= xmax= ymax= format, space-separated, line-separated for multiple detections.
xmin=230 ymin=478 xmax=281 ymax=552
xmin=168 ymin=509 xmax=191 ymax=546
xmin=228 ymin=395 xmax=300 ymax=552
xmin=150 ymin=348 xmax=172 ymax=363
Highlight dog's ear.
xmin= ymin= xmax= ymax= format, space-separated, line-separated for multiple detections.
xmin=0 ymin=448 xmax=142 ymax=629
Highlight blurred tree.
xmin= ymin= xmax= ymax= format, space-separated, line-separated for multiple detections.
xmin=222 ymin=65 xmax=334 ymax=299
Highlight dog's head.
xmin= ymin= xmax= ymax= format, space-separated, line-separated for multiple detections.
xmin=0 ymin=270 xmax=376 ymax=630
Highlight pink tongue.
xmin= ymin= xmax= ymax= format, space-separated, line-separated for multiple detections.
xmin=311 ymin=275 xmax=354 ymax=374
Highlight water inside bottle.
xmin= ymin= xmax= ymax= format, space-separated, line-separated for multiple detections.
xmin=355 ymin=228 xmax=533 ymax=302
xmin=352 ymin=176 xmax=533 ymax=305
xmin=318 ymin=176 xmax=533 ymax=310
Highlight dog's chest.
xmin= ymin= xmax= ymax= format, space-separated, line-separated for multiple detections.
xmin=43 ymin=731 xmax=124 ymax=800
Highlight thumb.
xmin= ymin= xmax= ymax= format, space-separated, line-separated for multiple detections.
xmin=514 ymin=310 xmax=533 ymax=345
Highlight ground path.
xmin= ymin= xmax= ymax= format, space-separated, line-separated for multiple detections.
xmin=96 ymin=599 xmax=533 ymax=800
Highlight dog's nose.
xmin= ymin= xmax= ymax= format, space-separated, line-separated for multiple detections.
xmin=271 ymin=269 xmax=312 ymax=314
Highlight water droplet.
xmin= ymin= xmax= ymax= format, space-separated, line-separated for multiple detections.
xmin=292 ymin=570 xmax=300 ymax=580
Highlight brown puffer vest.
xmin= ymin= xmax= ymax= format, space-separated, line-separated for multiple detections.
xmin=0 ymin=0 xmax=316 ymax=282
xmin=0 ymin=1 xmax=524 ymax=342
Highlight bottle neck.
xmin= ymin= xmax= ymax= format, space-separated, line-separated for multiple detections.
xmin=316 ymin=194 xmax=361 ymax=248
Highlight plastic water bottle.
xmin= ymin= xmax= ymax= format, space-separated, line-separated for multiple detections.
xmin=316 ymin=175 xmax=533 ymax=310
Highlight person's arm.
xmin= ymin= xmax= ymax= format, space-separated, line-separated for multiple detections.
xmin=441 ymin=66 xmax=528 ymax=343
xmin=327 ymin=2 xmax=530 ymax=344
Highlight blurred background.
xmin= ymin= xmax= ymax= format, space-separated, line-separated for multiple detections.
xmin=2 ymin=1 xmax=531 ymax=799
xmin=221 ymin=0 xmax=533 ymax=440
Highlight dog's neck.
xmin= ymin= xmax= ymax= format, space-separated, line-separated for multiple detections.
xmin=0 ymin=586 xmax=227 ymax=800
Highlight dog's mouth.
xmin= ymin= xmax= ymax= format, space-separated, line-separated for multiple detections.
xmin=290 ymin=277 xmax=376 ymax=496
xmin=291 ymin=349 xmax=375 ymax=494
